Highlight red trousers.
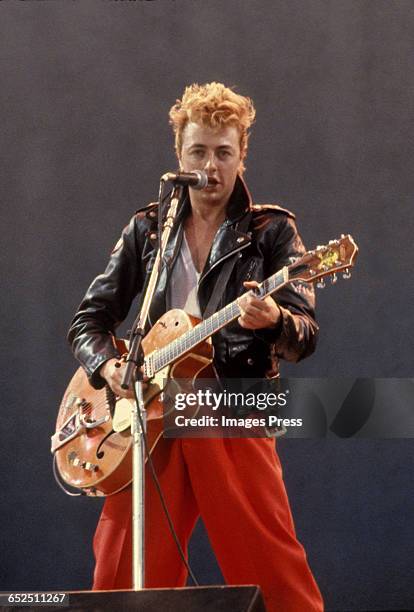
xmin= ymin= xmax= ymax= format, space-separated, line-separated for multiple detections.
xmin=92 ymin=437 xmax=323 ymax=612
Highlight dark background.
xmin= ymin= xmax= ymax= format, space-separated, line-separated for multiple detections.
xmin=1 ymin=1 xmax=413 ymax=610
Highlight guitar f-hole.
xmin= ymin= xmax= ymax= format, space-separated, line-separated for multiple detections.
xmin=96 ymin=429 xmax=116 ymax=459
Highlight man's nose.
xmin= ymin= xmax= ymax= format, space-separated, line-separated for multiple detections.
xmin=204 ymin=153 xmax=217 ymax=171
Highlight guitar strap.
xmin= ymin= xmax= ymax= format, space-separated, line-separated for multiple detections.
xmin=202 ymin=211 xmax=252 ymax=319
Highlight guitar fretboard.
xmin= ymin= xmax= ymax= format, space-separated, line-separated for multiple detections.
xmin=148 ymin=267 xmax=287 ymax=374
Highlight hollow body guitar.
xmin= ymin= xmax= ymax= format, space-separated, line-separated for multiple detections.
xmin=52 ymin=235 xmax=358 ymax=496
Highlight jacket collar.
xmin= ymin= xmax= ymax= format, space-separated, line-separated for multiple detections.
xmin=200 ymin=174 xmax=253 ymax=281
xmin=225 ymin=173 xmax=253 ymax=223
xmin=176 ymin=172 xmax=252 ymax=219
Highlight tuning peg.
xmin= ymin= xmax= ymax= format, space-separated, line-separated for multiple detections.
xmin=316 ymin=278 xmax=326 ymax=289
xmin=330 ymin=273 xmax=337 ymax=284
xmin=342 ymin=268 xmax=351 ymax=279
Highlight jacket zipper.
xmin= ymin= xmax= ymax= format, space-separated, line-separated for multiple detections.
xmin=199 ymin=239 xmax=251 ymax=287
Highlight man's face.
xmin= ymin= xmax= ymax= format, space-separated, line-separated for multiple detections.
xmin=179 ymin=122 xmax=242 ymax=207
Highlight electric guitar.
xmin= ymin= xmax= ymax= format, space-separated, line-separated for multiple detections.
xmin=52 ymin=235 xmax=358 ymax=496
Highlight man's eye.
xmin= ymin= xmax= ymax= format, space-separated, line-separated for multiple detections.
xmin=191 ymin=150 xmax=204 ymax=157
xmin=218 ymin=150 xmax=231 ymax=159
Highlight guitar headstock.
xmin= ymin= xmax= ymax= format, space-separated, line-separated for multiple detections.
xmin=288 ymin=235 xmax=358 ymax=287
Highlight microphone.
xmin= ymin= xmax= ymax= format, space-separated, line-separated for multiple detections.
xmin=161 ymin=170 xmax=210 ymax=190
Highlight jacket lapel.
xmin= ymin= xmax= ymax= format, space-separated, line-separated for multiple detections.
xmin=199 ymin=175 xmax=253 ymax=285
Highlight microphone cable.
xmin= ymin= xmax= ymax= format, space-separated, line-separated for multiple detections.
xmin=132 ymin=381 xmax=200 ymax=587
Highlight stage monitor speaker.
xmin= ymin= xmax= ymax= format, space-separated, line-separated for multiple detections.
xmin=3 ymin=586 xmax=266 ymax=612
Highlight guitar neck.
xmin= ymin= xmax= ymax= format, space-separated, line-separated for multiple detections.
xmin=147 ymin=266 xmax=288 ymax=374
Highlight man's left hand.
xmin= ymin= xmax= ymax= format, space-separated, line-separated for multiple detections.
xmin=238 ymin=281 xmax=282 ymax=330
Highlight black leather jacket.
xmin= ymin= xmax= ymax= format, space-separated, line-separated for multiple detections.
xmin=68 ymin=176 xmax=318 ymax=388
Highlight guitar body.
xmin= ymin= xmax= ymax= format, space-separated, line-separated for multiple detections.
xmin=53 ymin=309 xmax=213 ymax=496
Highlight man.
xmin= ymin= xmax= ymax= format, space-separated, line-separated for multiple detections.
xmin=68 ymin=82 xmax=324 ymax=611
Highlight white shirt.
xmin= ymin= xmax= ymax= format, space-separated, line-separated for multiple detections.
xmin=167 ymin=232 xmax=202 ymax=318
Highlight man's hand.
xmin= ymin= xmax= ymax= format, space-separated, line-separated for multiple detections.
xmin=238 ymin=281 xmax=282 ymax=330
xmin=100 ymin=358 xmax=135 ymax=399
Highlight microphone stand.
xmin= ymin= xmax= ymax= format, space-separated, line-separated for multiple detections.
xmin=121 ymin=181 xmax=183 ymax=590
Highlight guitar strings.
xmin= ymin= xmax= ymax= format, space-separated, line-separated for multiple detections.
xmin=152 ymin=269 xmax=284 ymax=372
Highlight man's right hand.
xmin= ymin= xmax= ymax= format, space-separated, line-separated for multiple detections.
xmin=100 ymin=358 xmax=135 ymax=399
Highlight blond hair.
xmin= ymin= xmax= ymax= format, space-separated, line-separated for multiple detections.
xmin=169 ymin=82 xmax=256 ymax=173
